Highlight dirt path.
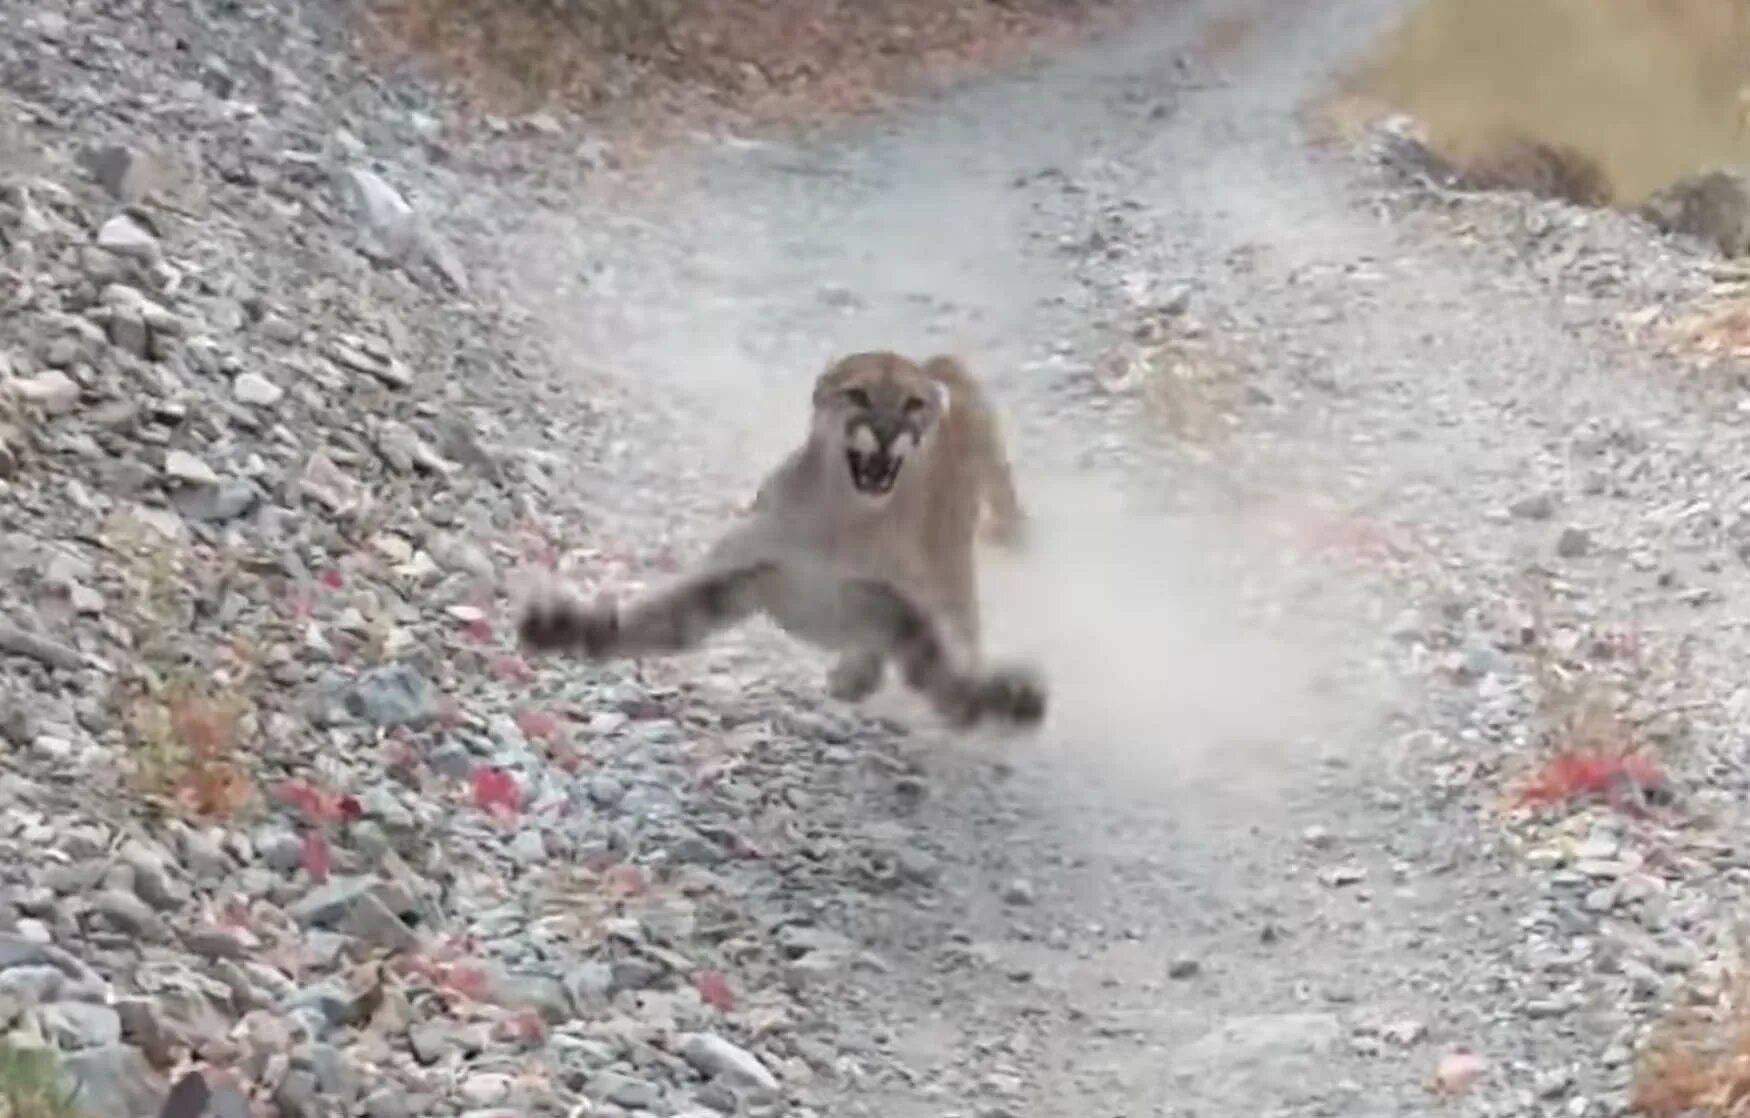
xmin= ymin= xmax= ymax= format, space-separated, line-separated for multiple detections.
xmin=462 ymin=0 xmax=1750 ymax=1114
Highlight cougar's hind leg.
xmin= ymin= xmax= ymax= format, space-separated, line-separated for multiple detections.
xmin=837 ymin=577 xmax=1045 ymax=728
xmin=922 ymin=354 xmax=1027 ymax=550
xmin=942 ymin=551 xmax=982 ymax=669
xmin=980 ymin=442 xmax=1028 ymax=550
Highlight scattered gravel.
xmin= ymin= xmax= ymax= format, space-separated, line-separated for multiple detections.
xmin=6 ymin=0 xmax=1750 ymax=1115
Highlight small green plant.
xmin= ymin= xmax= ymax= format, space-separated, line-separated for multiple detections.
xmin=0 ymin=1041 xmax=78 ymax=1118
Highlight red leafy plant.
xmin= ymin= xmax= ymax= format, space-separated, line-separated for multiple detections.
xmin=1514 ymin=591 xmax=1676 ymax=818
xmin=400 ymin=953 xmax=491 ymax=1009
xmin=694 ymin=970 xmax=736 ymax=1013
xmin=1517 ymin=747 xmax=1664 ymax=814
xmin=277 ymin=780 xmax=363 ymax=825
xmin=277 ymin=779 xmax=363 ymax=883
xmin=299 ymin=832 xmax=333 ymax=882
xmin=469 ymin=765 xmax=521 ymax=817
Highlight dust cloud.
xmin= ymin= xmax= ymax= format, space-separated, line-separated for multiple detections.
xmin=511 ymin=200 xmax=1388 ymax=802
xmin=585 ymin=333 xmax=1389 ymax=802
xmin=972 ymin=470 xmax=1391 ymax=798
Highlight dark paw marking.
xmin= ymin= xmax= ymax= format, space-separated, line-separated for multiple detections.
xmin=977 ymin=666 xmax=1046 ymax=726
xmin=517 ymin=589 xmax=618 ymax=658
xmin=923 ymin=664 xmax=1047 ymax=730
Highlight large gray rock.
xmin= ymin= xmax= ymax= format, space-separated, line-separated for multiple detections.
xmin=679 ymin=1032 xmax=780 ymax=1092
xmin=333 ymin=166 xmax=469 ymax=294
xmin=63 ymin=1044 xmax=167 ymax=1118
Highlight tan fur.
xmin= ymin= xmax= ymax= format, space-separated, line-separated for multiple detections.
xmin=516 ymin=351 xmax=1042 ymax=730
xmin=750 ymin=351 xmax=1026 ymax=663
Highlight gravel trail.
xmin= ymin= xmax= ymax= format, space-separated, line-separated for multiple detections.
xmin=6 ymin=0 xmax=1745 ymax=1113
xmin=479 ymin=0 xmax=1750 ymax=1114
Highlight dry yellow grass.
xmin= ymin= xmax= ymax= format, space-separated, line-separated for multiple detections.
xmin=1666 ymin=295 xmax=1750 ymax=362
xmin=1344 ymin=0 xmax=1750 ymax=205
xmin=1098 ymin=309 xmax=1255 ymax=448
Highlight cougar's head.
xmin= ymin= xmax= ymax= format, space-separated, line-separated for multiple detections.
xmin=811 ymin=351 xmax=950 ymax=501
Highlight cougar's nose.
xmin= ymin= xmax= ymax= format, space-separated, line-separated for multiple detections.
xmin=870 ymin=418 xmax=907 ymax=452
xmin=848 ymin=425 xmax=880 ymax=455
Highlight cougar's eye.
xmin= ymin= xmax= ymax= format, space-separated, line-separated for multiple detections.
xmin=903 ymin=396 xmax=926 ymax=414
xmin=843 ymin=388 xmax=872 ymax=409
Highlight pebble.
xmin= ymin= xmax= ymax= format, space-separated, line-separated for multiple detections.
xmin=163 ymin=450 xmax=219 ymax=487
xmin=1557 ymin=526 xmax=1593 ymax=558
xmin=95 ymin=213 xmax=159 ymax=261
xmin=680 ymin=1033 xmax=781 ymax=1092
xmin=233 ymin=372 xmax=285 ymax=407
xmin=0 ymin=9 xmax=1742 ymax=1118
xmin=7 ymin=369 xmax=82 ymax=414
xmin=1511 ymin=492 xmax=1558 ymax=520
xmin=341 ymin=664 xmax=437 ymax=727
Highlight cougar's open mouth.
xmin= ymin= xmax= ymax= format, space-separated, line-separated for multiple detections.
xmin=846 ymin=447 xmax=903 ymax=495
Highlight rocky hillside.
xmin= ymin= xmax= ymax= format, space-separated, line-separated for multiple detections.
xmin=0 ymin=1 xmax=1014 ymax=1115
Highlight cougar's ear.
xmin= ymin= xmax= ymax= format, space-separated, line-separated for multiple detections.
xmin=930 ymin=377 xmax=952 ymax=418
xmin=920 ymin=354 xmax=968 ymax=412
xmin=811 ymin=356 xmax=850 ymax=408
xmin=810 ymin=373 xmax=836 ymax=409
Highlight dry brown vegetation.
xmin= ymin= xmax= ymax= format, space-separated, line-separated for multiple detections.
xmin=1633 ymin=941 xmax=1750 ymax=1116
xmin=1339 ymin=0 xmax=1750 ymax=206
xmin=1130 ymin=326 xmax=1253 ymax=447
xmin=1509 ymin=584 xmax=1681 ymax=818
xmin=360 ymin=0 xmax=1129 ymax=137
xmin=101 ymin=510 xmax=261 ymax=822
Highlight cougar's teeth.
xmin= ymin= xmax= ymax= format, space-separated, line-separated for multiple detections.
xmin=846 ymin=446 xmax=903 ymax=495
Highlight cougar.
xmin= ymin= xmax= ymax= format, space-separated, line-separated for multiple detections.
xmin=516 ymin=351 xmax=1041 ymax=729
